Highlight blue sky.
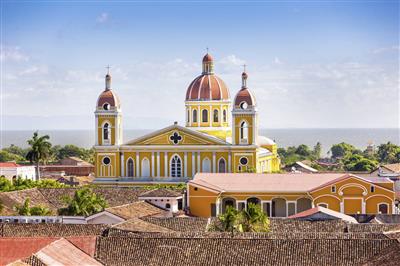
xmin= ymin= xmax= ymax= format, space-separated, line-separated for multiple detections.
xmin=1 ymin=1 xmax=399 ymax=130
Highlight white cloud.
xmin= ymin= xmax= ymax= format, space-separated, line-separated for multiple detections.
xmin=96 ymin=12 xmax=109 ymax=23
xmin=274 ymin=57 xmax=282 ymax=65
xmin=372 ymin=45 xmax=400 ymax=54
xmin=0 ymin=46 xmax=29 ymax=62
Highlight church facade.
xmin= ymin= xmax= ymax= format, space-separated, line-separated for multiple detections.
xmin=93 ymin=53 xmax=280 ymax=185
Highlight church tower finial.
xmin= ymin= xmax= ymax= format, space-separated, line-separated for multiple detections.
xmin=241 ymin=64 xmax=248 ymax=88
xmin=105 ymin=65 xmax=111 ymax=90
xmin=202 ymin=49 xmax=214 ymax=74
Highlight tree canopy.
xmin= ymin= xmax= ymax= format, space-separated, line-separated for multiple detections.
xmin=14 ymin=198 xmax=52 ymax=216
xmin=58 ymin=187 xmax=108 ymax=216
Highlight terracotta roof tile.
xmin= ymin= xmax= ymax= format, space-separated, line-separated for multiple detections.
xmin=139 ymin=188 xmax=182 ymax=198
xmin=1 ymin=224 xmax=107 ymax=237
xmin=106 ymin=201 xmax=169 ymax=220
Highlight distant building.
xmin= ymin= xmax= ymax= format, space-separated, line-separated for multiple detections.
xmin=138 ymin=188 xmax=183 ymax=213
xmin=289 ymin=161 xmax=318 ymax=173
xmin=0 ymin=162 xmax=36 ymax=181
xmin=40 ymin=156 xmax=94 ymax=177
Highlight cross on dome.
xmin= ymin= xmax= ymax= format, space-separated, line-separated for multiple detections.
xmin=106 ymin=65 xmax=111 ymax=75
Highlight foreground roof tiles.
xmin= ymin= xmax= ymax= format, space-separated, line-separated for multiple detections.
xmin=1 ymin=224 xmax=107 ymax=237
xmin=95 ymin=237 xmax=399 ymax=266
xmin=106 ymin=201 xmax=169 ymax=220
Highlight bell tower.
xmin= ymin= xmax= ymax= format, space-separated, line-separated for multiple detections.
xmin=232 ymin=68 xmax=258 ymax=146
xmin=95 ymin=69 xmax=122 ymax=146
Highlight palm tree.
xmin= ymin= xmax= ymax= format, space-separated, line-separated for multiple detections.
xmin=59 ymin=187 xmax=108 ymax=216
xmin=15 ymin=198 xmax=51 ymax=216
xmin=26 ymin=131 xmax=52 ymax=180
xmin=218 ymin=205 xmax=239 ymax=236
xmin=238 ymin=203 xmax=270 ymax=232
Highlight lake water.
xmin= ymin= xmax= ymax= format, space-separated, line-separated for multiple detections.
xmin=1 ymin=128 xmax=399 ymax=155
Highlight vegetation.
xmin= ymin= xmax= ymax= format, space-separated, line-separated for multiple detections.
xmin=0 ymin=176 xmax=68 ymax=192
xmin=278 ymin=144 xmax=320 ymax=166
xmin=376 ymin=142 xmax=400 ymax=164
xmin=51 ymin=144 xmax=95 ymax=164
xmin=14 ymin=198 xmax=52 ymax=216
xmin=58 ymin=187 xmax=108 ymax=216
xmin=215 ymin=203 xmax=270 ymax=233
xmin=26 ymin=132 xmax=52 ymax=180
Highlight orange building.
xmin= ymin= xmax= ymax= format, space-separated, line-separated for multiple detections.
xmin=187 ymin=173 xmax=396 ymax=217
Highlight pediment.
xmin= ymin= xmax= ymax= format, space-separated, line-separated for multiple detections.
xmin=124 ymin=124 xmax=229 ymax=146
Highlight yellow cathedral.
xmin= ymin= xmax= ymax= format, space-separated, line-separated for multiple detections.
xmin=93 ymin=53 xmax=280 ymax=185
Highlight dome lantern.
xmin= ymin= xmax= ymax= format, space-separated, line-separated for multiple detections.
xmin=202 ymin=52 xmax=214 ymax=74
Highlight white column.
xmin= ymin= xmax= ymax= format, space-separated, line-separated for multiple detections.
xmin=164 ymin=152 xmax=168 ymax=177
xmin=197 ymin=152 xmax=201 ymax=172
xmin=286 ymin=202 xmax=289 ymax=217
xmin=184 ymin=152 xmax=187 ymax=177
xmin=157 ymin=152 xmax=160 ymax=177
xmin=136 ymin=153 xmax=140 ymax=177
xmin=151 ymin=152 xmax=155 ymax=177
xmin=197 ymin=106 xmax=200 ymax=126
xmin=228 ymin=152 xmax=232 ymax=173
xmin=216 ymin=198 xmax=221 ymax=216
xmin=220 ymin=104 xmax=222 ymax=125
xmin=121 ymin=153 xmax=124 ymax=177
xmin=212 ymin=152 xmax=216 ymax=173
xmin=362 ymin=200 xmax=366 ymax=214
xmin=252 ymin=115 xmax=256 ymax=145
xmin=95 ymin=116 xmax=99 ymax=145
xmin=340 ymin=202 xmax=344 ymax=213
xmin=232 ymin=114 xmax=236 ymax=145
xmin=209 ymin=105 xmax=212 ymax=126
xmin=115 ymin=116 xmax=119 ymax=145
xmin=192 ymin=152 xmax=196 ymax=177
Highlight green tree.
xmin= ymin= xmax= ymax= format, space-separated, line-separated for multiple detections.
xmin=59 ymin=187 xmax=108 ymax=216
xmin=330 ymin=142 xmax=356 ymax=158
xmin=0 ymin=150 xmax=24 ymax=162
xmin=2 ymin=144 xmax=28 ymax=158
xmin=0 ymin=177 xmax=14 ymax=192
xmin=313 ymin=142 xmax=322 ymax=159
xmin=25 ymin=132 xmax=52 ymax=180
xmin=15 ymin=198 xmax=51 ymax=216
xmin=218 ymin=205 xmax=239 ymax=235
xmin=377 ymin=142 xmax=400 ymax=164
xmin=237 ymin=203 xmax=270 ymax=232
xmin=295 ymin=144 xmax=312 ymax=157
xmin=216 ymin=203 xmax=269 ymax=233
xmin=343 ymin=154 xmax=379 ymax=172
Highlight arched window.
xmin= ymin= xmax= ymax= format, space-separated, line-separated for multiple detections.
xmin=171 ymin=155 xmax=182 ymax=178
xmin=218 ymin=158 xmax=226 ymax=173
xmin=223 ymin=109 xmax=227 ymax=122
xmin=202 ymin=157 xmax=211 ymax=172
xmin=103 ymin=123 xmax=110 ymax=141
xmin=127 ymin=158 xmax=134 ymax=177
xmin=378 ymin=203 xmax=388 ymax=214
xmin=202 ymin=109 xmax=208 ymax=123
xmin=165 ymin=203 xmax=171 ymax=209
xmin=141 ymin=158 xmax=150 ymax=177
xmin=187 ymin=110 xmax=190 ymax=123
xmin=193 ymin=109 xmax=197 ymax=123
xmin=213 ymin=109 xmax=219 ymax=123
xmin=240 ymin=121 xmax=248 ymax=143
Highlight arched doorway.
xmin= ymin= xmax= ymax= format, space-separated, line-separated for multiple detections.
xmin=247 ymin=197 xmax=261 ymax=206
xmin=218 ymin=158 xmax=226 ymax=173
xmin=222 ymin=198 xmax=236 ymax=213
xmin=378 ymin=203 xmax=389 ymax=214
xmin=127 ymin=158 xmax=134 ymax=177
xmin=297 ymin=198 xmax=312 ymax=213
xmin=141 ymin=158 xmax=150 ymax=177
xmin=202 ymin=158 xmax=211 ymax=172
xmin=272 ymin=198 xmax=287 ymax=217
xmin=240 ymin=121 xmax=248 ymax=144
xmin=170 ymin=155 xmax=182 ymax=178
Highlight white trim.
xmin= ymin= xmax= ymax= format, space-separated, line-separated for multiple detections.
xmin=121 ymin=153 xmax=125 ymax=177
xmin=141 ymin=157 xmax=150 ymax=177
xmin=212 ymin=152 xmax=216 ymax=173
xmin=136 ymin=153 xmax=140 ymax=177
xmin=228 ymin=153 xmax=231 ymax=173
xmin=151 ymin=152 xmax=155 ymax=177
xmin=95 ymin=116 xmax=99 ymax=145
xmin=157 ymin=152 xmax=160 ymax=177
xmin=338 ymin=183 xmax=368 ymax=196
xmin=164 ymin=152 xmax=168 ymax=177
xmin=192 ymin=152 xmax=195 ymax=177
xmin=197 ymin=152 xmax=201 ymax=173
xmin=85 ymin=211 xmax=125 ymax=223
xmin=317 ymin=202 xmax=329 ymax=208
xmin=169 ymin=153 xmax=183 ymax=178
xmin=184 ymin=152 xmax=188 ymax=177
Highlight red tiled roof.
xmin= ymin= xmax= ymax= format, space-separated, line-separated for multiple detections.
xmin=0 ymin=236 xmax=97 ymax=265
xmin=0 ymin=162 xmax=21 ymax=168
xmin=97 ymin=89 xmax=120 ymax=108
xmin=186 ymin=74 xmax=230 ymax=101
xmin=234 ymin=87 xmax=256 ymax=107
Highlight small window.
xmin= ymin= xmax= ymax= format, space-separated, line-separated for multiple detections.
xmin=238 ymin=165 xmax=242 ymax=171
xmin=202 ymin=109 xmax=208 ymax=123
xmin=103 ymin=103 xmax=110 ymax=110
xmin=102 ymin=157 xmax=111 ymax=165
xmin=213 ymin=109 xmax=219 ymax=123
xmin=193 ymin=109 xmax=197 ymax=123
xmin=194 ymin=187 xmax=198 ymax=191
xmin=371 ymin=186 xmax=375 ymax=193
xmin=166 ymin=203 xmax=171 ymax=209
xmin=240 ymin=157 xmax=248 ymax=165
xmin=223 ymin=109 xmax=227 ymax=122
xmin=331 ymin=186 xmax=336 ymax=193
xmin=240 ymin=101 xmax=248 ymax=110
xmin=187 ymin=110 xmax=190 ymax=123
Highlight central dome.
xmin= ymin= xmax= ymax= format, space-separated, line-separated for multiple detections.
xmin=185 ymin=53 xmax=230 ymax=101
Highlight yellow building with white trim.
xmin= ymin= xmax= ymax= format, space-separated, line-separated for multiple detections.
xmin=93 ymin=54 xmax=280 ymax=185
xmin=187 ymin=173 xmax=396 ymax=217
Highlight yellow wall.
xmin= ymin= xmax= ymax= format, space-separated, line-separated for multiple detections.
xmin=97 ymin=116 xmax=116 ymax=145
xmin=234 ymin=115 xmax=253 ymax=145
xmin=188 ymin=175 xmax=395 ymax=217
